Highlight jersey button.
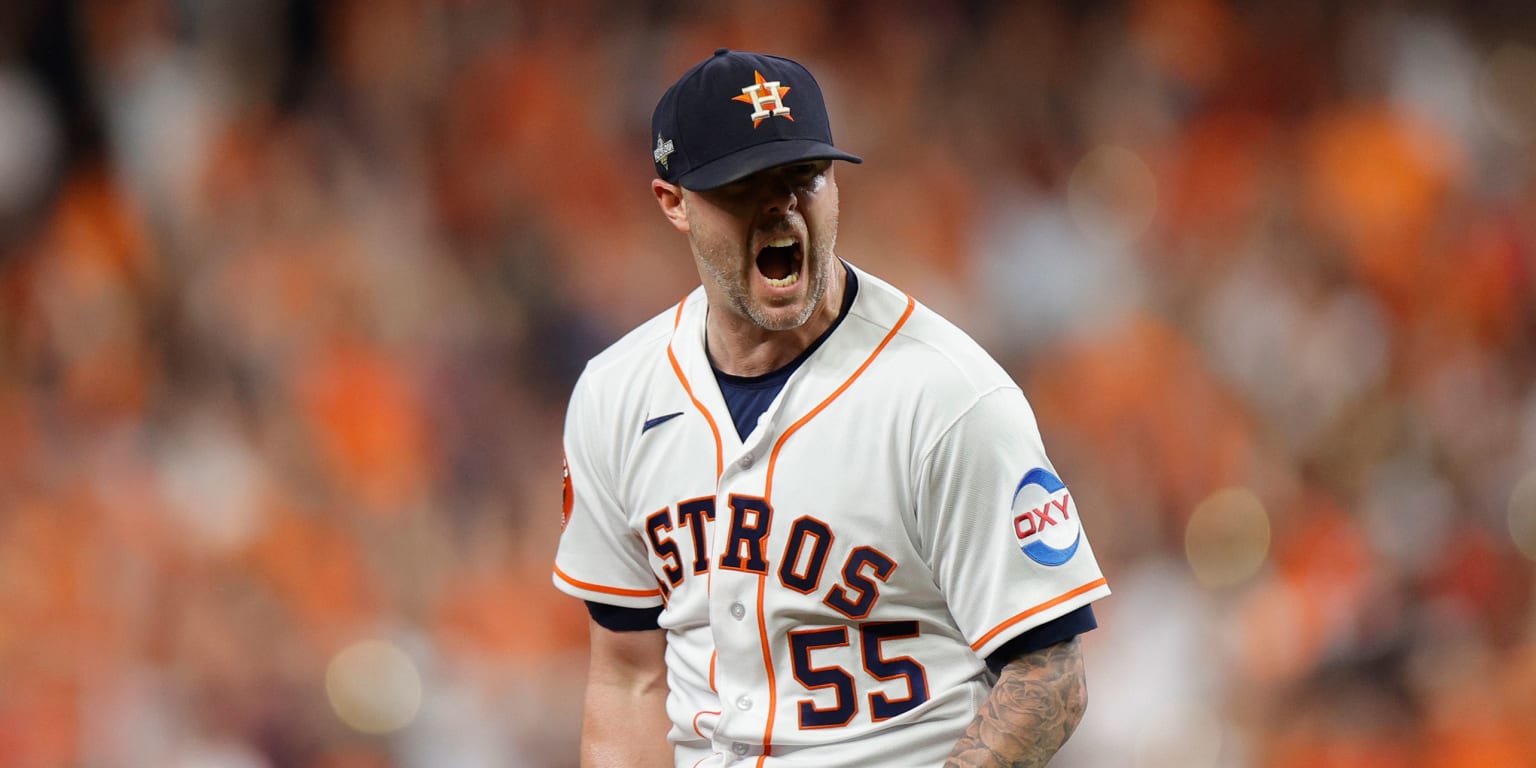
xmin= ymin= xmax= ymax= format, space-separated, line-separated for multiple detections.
xmin=738 ymin=454 xmax=754 ymax=469
xmin=736 ymin=695 xmax=753 ymax=711
xmin=730 ymin=602 xmax=746 ymax=620
xmin=732 ymin=742 xmax=749 ymax=756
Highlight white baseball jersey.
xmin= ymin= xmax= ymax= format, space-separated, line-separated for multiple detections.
xmin=553 ymin=263 xmax=1110 ymax=767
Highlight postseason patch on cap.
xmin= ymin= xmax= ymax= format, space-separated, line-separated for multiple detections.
xmin=653 ymin=134 xmax=675 ymax=169
xmin=1010 ymin=468 xmax=1082 ymax=566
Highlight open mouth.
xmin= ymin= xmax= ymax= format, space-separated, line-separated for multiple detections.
xmin=755 ymin=236 xmax=803 ymax=288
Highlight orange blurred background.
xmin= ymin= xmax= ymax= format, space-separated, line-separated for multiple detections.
xmin=2 ymin=1 xmax=1535 ymax=766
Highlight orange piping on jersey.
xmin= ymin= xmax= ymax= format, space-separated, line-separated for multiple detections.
xmin=754 ymin=569 xmax=776 ymax=762
xmin=692 ymin=709 xmax=720 ymax=740
xmin=552 ymin=563 xmax=664 ymax=598
xmin=755 ymin=293 xmax=915 ymax=763
xmin=969 ymin=577 xmax=1108 ymax=652
xmin=667 ymin=296 xmax=726 ymax=597
xmin=710 ymin=650 xmax=717 ymax=692
xmin=667 ymin=298 xmax=725 ymax=481
xmin=764 ymin=296 xmax=915 ymax=498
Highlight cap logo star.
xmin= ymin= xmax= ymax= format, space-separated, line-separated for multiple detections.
xmin=733 ymin=70 xmax=793 ymax=128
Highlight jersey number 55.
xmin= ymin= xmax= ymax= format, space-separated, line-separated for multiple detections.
xmin=788 ymin=620 xmax=930 ymax=729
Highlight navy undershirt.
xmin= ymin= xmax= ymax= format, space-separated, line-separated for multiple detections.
xmin=585 ymin=262 xmax=1097 ymax=666
xmin=712 ymin=262 xmax=859 ymax=441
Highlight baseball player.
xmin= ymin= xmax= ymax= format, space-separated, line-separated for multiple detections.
xmin=553 ymin=49 xmax=1110 ymax=768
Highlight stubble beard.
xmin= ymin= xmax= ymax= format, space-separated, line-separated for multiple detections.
xmin=697 ymin=227 xmax=839 ymax=333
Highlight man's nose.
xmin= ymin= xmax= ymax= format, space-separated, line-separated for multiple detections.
xmin=757 ymin=172 xmax=797 ymax=213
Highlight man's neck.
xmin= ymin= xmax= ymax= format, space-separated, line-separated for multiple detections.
xmin=706 ymin=267 xmax=846 ymax=378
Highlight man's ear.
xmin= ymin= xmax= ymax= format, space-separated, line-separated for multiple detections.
xmin=652 ymin=179 xmax=690 ymax=233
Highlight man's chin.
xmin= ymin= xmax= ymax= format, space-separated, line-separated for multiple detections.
xmin=750 ymin=311 xmax=810 ymax=333
xmin=746 ymin=299 xmax=816 ymax=332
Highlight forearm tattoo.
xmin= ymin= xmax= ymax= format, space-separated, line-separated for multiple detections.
xmin=943 ymin=638 xmax=1088 ymax=768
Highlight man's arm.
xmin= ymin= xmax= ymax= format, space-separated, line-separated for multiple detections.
xmin=581 ymin=619 xmax=673 ymax=768
xmin=943 ymin=637 xmax=1089 ymax=768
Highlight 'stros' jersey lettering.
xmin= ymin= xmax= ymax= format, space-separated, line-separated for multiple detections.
xmin=644 ymin=494 xmax=930 ymax=728
xmin=645 ymin=495 xmax=896 ymax=614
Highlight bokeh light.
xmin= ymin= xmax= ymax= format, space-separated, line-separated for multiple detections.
xmin=1508 ymin=468 xmax=1536 ymax=561
xmin=1067 ymin=144 xmax=1159 ymax=246
xmin=1132 ymin=702 xmax=1223 ymax=768
xmin=325 ymin=639 xmax=423 ymax=735
xmin=1184 ymin=487 xmax=1271 ymax=588
xmin=0 ymin=69 xmax=59 ymax=218
xmin=1479 ymin=42 xmax=1536 ymax=145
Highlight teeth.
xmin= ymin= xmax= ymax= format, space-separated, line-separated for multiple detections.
xmin=760 ymin=236 xmax=800 ymax=288
xmin=764 ymin=271 xmax=799 ymax=288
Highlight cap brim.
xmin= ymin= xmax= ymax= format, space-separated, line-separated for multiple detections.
xmin=675 ymin=139 xmax=862 ymax=191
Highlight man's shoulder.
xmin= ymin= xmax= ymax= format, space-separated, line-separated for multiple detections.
xmin=849 ymin=265 xmax=1015 ymax=394
xmin=581 ymin=287 xmax=704 ymax=382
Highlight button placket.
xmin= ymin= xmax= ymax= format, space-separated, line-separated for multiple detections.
xmin=714 ymin=420 xmax=774 ymax=765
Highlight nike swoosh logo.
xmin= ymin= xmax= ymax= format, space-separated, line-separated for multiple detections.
xmin=642 ymin=411 xmax=685 ymax=433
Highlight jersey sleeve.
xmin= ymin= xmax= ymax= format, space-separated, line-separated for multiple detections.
xmin=914 ymin=387 xmax=1110 ymax=659
xmin=551 ymin=370 xmax=666 ymax=608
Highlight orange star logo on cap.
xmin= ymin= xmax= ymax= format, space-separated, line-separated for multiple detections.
xmin=732 ymin=70 xmax=794 ymax=128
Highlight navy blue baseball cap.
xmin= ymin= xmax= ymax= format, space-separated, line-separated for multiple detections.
xmin=651 ymin=48 xmax=862 ymax=191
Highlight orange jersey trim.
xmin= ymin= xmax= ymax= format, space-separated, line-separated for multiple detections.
xmin=969 ymin=577 xmax=1109 ymax=652
xmin=756 ymin=293 xmax=916 ymax=762
xmin=692 ymin=709 xmax=720 ymax=740
xmin=552 ymin=563 xmax=664 ymax=599
xmin=754 ymin=567 xmax=776 ymax=761
xmin=764 ymin=296 xmax=915 ymax=498
xmin=667 ymin=298 xmax=725 ymax=480
xmin=667 ymin=296 xmax=726 ymax=597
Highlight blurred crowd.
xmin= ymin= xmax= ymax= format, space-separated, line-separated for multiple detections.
xmin=1 ymin=1 xmax=1534 ymax=766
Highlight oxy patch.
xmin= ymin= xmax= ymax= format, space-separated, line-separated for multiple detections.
xmin=1010 ymin=468 xmax=1081 ymax=566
